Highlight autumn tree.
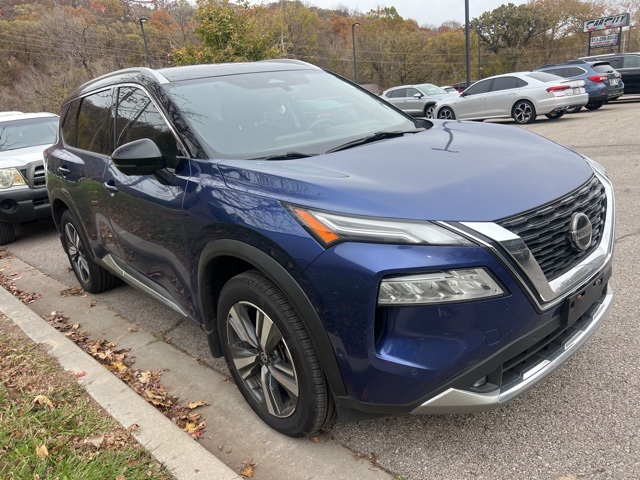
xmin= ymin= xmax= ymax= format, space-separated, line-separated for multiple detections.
xmin=171 ymin=0 xmax=280 ymax=65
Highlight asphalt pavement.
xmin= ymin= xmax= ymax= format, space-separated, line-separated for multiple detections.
xmin=2 ymin=96 xmax=639 ymax=479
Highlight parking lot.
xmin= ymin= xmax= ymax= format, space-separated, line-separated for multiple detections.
xmin=4 ymin=97 xmax=640 ymax=479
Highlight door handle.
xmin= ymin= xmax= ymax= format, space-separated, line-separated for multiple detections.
xmin=58 ymin=166 xmax=70 ymax=176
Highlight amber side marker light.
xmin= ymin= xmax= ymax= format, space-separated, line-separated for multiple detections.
xmin=292 ymin=208 xmax=340 ymax=245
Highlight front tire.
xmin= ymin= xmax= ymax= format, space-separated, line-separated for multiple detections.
xmin=437 ymin=107 xmax=456 ymax=120
xmin=512 ymin=100 xmax=536 ymax=124
xmin=545 ymin=111 xmax=565 ymax=120
xmin=60 ymin=210 xmax=120 ymax=294
xmin=218 ymin=271 xmax=333 ymax=437
xmin=0 ymin=221 xmax=15 ymax=245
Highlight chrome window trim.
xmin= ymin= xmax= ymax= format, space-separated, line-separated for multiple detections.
xmin=441 ymin=169 xmax=615 ymax=310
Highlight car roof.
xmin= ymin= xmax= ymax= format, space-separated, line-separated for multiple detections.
xmin=0 ymin=112 xmax=58 ymax=122
xmin=65 ymin=60 xmax=321 ymax=104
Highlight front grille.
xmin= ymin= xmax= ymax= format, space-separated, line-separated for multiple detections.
xmin=19 ymin=162 xmax=46 ymax=189
xmin=32 ymin=165 xmax=46 ymax=187
xmin=497 ymin=176 xmax=606 ymax=280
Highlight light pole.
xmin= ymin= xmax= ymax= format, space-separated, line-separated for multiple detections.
xmin=139 ymin=17 xmax=153 ymax=69
xmin=464 ymin=0 xmax=471 ymax=86
xmin=352 ymin=22 xmax=360 ymax=84
xmin=477 ymin=26 xmax=482 ymax=80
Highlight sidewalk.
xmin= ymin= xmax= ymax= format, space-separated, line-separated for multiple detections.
xmin=0 ymin=281 xmax=241 ymax=480
xmin=0 ymin=255 xmax=392 ymax=480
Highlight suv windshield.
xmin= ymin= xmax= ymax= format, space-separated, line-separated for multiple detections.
xmin=166 ymin=69 xmax=417 ymax=159
xmin=0 ymin=117 xmax=58 ymax=152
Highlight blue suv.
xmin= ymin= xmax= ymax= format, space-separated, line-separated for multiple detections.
xmin=534 ymin=59 xmax=624 ymax=112
xmin=45 ymin=61 xmax=615 ymax=437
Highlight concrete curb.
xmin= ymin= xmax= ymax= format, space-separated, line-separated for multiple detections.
xmin=0 ymin=286 xmax=240 ymax=480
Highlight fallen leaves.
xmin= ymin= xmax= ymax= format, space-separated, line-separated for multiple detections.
xmin=33 ymin=395 xmax=54 ymax=410
xmin=84 ymin=433 xmax=105 ymax=449
xmin=42 ymin=310 xmax=208 ymax=439
xmin=60 ymin=286 xmax=85 ymax=297
xmin=239 ymin=458 xmax=256 ymax=478
xmin=0 ymin=270 xmax=41 ymax=304
xmin=35 ymin=444 xmax=49 ymax=460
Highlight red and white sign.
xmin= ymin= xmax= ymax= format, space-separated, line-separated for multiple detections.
xmin=583 ymin=13 xmax=630 ymax=32
xmin=590 ymin=34 xmax=619 ymax=48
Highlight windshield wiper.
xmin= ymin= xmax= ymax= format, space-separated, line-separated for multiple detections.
xmin=251 ymin=151 xmax=318 ymax=161
xmin=326 ymin=128 xmax=425 ymax=154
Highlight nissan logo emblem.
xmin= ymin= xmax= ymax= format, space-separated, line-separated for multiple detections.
xmin=570 ymin=213 xmax=593 ymax=251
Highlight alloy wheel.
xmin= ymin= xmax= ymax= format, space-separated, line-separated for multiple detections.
xmin=226 ymin=301 xmax=299 ymax=418
xmin=64 ymin=222 xmax=91 ymax=284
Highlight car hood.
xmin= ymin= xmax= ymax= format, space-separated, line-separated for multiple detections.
xmin=217 ymin=120 xmax=594 ymax=222
xmin=0 ymin=144 xmax=48 ymax=168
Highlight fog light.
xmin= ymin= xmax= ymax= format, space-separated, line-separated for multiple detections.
xmin=473 ymin=376 xmax=488 ymax=388
xmin=378 ymin=268 xmax=504 ymax=305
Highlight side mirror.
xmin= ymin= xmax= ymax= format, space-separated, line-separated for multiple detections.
xmin=413 ymin=93 xmax=424 ymax=99
xmin=112 ymin=138 xmax=165 ymax=176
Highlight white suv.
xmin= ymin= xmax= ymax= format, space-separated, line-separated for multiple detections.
xmin=0 ymin=112 xmax=58 ymax=244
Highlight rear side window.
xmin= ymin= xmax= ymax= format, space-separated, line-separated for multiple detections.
xmin=77 ymin=90 xmax=113 ymax=155
xmin=566 ymin=67 xmax=586 ymax=77
xmin=492 ymin=76 xmax=522 ymax=91
xmin=387 ymin=89 xmax=406 ymax=98
xmin=607 ymin=57 xmax=623 ymax=69
xmin=541 ymin=67 xmax=567 ymax=77
xmin=61 ymin=99 xmax=81 ymax=147
xmin=115 ymin=87 xmax=179 ymax=169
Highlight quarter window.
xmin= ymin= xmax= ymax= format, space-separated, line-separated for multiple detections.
xmin=77 ymin=90 xmax=113 ymax=155
xmin=61 ymin=99 xmax=81 ymax=147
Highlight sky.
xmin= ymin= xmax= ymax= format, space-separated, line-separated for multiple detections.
xmin=300 ymin=1 xmax=529 ymax=27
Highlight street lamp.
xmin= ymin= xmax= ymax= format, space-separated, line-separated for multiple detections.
xmin=139 ymin=17 xmax=153 ymax=69
xmin=464 ymin=0 xmax=471 ymax=86
xmin=352 ymin=22 xmax=360 ymax=84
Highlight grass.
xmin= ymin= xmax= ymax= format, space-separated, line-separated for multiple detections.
xmin=0 ymin=315 xmax=172 ymax=480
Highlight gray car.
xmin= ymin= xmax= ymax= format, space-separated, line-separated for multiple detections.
xmin=381 ymin=83 xmax=455 ymax=118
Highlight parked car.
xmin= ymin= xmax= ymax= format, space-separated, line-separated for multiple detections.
xmin=433 ymin=71 xmax=588 ymax=123
xmin=534 ymin=59 xmax=623 ymax=112
xmin=0 ymin=112 xmax=58 ymax=245
xmin=46 ymin=60 xmax=614 ymax=437
xmin=381 ymin=83 xmax=454 ymax=118
xmin=440 ymin=85 xmax=459 ymax=94
xmin=581 ymin=52 xmax=640 ymax=95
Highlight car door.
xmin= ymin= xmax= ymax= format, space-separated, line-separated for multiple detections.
xmin=46 ymin=89 xmax=117 ymax=257
xmin=103 ymin=85 xmax=196 ymax=317
xmin=455 ymin=79 xmax=492 ymax=119
xmin=403 ymin=87 xmax=425 ymax=116
xmin=484 ymin=76 xmax=523 ymax=117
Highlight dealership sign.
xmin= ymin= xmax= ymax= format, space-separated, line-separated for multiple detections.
xmin=590 ymin=34 xmax=619 ymax=48
xmin=583 ymin=13 xmax=630 ymax=32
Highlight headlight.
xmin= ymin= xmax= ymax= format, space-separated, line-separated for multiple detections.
xmin=378 ymin=268 xmax=505 ymax=305
xmin=0 ymin=168 xmax=27 ymax=189
xmin=288 ymin=206 xmax=473 ymax=247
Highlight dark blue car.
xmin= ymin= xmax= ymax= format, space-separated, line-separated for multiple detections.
xmin=45 ymin=60 xmax=615 ymax=437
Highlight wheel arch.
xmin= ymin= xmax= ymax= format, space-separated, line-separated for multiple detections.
xmin=197 ymin=239 xmax=347 ymax=397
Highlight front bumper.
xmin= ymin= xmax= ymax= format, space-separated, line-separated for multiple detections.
xmin=0 ymin=186 xmax=51 ymax=223
xmin=411 ymin=283 xmax=613 ymax=413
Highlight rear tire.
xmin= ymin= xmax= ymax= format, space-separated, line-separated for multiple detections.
xmin=218 ymin=270 xmax=334 ymax=437
xmin=585 ymin=100 xmax=605 ymax=110
xmin=424 ymin=104 xmax=436 ymax=119
xmin=566 ymin=105 xmax=583 ymax=114
xmin=60 ymin=210 xmax=120 ymax=294
xmin=0 ymin=221 xmax=16 ymax=246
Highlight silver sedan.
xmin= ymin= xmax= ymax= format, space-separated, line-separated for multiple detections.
xmin=433 ymin=72 xmax=588 ymax=124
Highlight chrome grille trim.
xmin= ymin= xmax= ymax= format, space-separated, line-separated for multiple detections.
xmin=443 ymin=168 xmax=615 ymax=309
